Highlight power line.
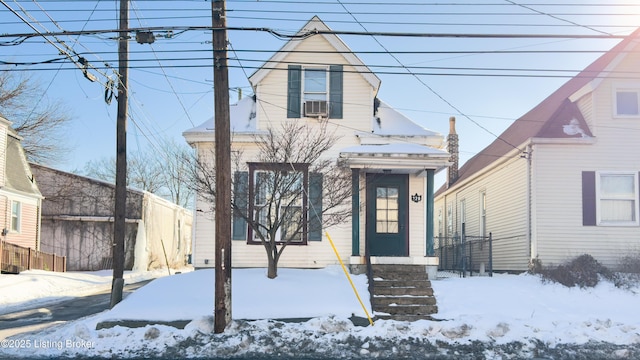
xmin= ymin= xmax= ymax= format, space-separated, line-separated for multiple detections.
xmin=0 ymin=26 xmax=632 ymax=41
xmin=504 ymin=0 xmax=611 ymax=36
xmin=337 ymin=0 xmax=521 ymax=152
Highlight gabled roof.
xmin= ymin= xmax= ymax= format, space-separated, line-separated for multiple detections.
xmin=0 ymin=116 xmax=42 ymax=197
xmin=248 ymin=16 xmax=381 ymax=92
xmin=441 ymin=28 xmax=640 ymax=193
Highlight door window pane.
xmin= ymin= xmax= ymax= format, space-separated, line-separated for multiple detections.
xmin=376 ymin=186 xmax=399 ymax=234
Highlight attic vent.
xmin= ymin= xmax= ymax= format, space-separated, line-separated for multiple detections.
xmin=304 ymin=100 xmax=328 ymax=117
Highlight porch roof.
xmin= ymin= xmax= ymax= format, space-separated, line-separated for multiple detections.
xmin=339 ymin=143 xmax=450 ymax=172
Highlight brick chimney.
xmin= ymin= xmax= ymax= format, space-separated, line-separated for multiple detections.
xmin=447 ymin=116 xmax=459 ymax=188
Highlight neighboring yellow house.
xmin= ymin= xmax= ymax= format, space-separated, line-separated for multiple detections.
xmin=184 ymin=17 xmax=450 ymax=273
xmin=435 ymin=29 xmax=640 ymax=272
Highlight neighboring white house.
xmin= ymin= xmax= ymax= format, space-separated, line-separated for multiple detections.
xmin=183 ymin=17 xmax=450 ymax=272
xmin=434 ymin=28 xmax=640 ymax=272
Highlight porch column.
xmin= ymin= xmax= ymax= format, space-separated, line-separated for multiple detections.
xmin=351 ymin=168 xmax=360 ymax=256
xmin=426 ymin=169 xmax=435 ymax=256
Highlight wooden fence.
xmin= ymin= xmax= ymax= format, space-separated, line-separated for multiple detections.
xmin=0 ymin=240 xmax=66 ymax=274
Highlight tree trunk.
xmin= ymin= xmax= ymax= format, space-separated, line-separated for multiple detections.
xmin=267 ymin=255 xmax=278 ymax=279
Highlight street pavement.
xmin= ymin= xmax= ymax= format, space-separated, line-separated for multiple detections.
xmin=0 ymin=280 xmax=151 ymax=340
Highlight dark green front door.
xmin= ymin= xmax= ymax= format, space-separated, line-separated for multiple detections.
xmin=366 ymin=174 xmax=409 ymax=256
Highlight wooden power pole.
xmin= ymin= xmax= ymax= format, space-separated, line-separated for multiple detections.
xmin=212 ymin=0 xmax=232 ymax=333
xmin=111 ymin=0 xmax=128 ymax=308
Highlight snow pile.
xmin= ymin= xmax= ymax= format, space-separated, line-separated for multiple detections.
xmin=1 ymin=269 xmax=639 ymax=359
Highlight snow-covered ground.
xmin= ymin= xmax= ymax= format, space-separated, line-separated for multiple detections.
xmin=0 ymin=268 xmax=178 ymax=316
xmin=1 ymin=267 xmax=639 ymax=359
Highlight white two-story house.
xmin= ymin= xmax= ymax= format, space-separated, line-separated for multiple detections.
xmin=184 ymin=17 xmax=450 ymax=273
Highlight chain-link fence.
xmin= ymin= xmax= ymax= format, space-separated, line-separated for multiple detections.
xmin=435 ymin=232 xmax=492 ymax=278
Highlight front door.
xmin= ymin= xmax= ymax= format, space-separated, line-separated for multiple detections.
xmin=366 ymin=174 xmax=409 ymax=256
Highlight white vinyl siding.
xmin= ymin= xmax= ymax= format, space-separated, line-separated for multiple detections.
xmin=533 ymin=147 xmax=640 ymax=268
xmin=408 ymin=176 xmax=426 ymax=257
xmin=255 ymin=34 xmax=372 ymax=133
xmin=435 ymin=155 xmax=529 ymax=271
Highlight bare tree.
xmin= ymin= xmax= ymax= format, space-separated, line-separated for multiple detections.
xmin=0 ymin=70 xmax=72 ymax=164
xmin=82 ymin=139 xmax=194 ymax=208
xmin=190 ymin=121 xmax=352 ymax=278
xmin=157 ymin=137 xmax=195 ymax=209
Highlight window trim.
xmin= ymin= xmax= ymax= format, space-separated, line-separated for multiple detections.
xmin=302 ymin=66 xmax=329 ymax=117
xmin=446 ymin=201 xmax=453 ymax=237
xmin=247 ymin=162 xmax=309 ymax=245
xmin=479 ymin=191 xmax=487 ymax=238
xmin=459 ymin=199 xmax=466 ymax=235
xmin=595 ymin=171 xmax=639 ymax=226
xmin=612 ymin=83 xmax=640 ymax=118
xmin=10 ymin=200 xmax=21 ymax=233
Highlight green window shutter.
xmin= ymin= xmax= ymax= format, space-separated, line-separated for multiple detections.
xmin=329 ymin=65 xmax=343 ymax=119
xmin=232 ymin=171 xmax=249 ymax=240
xmin=582 ymin=171 xmax=596 ymax=226
xmin=308 ymin=172 xmax=323 ymax=241
xmin=287 ymin=65 xmax=302 ymax=118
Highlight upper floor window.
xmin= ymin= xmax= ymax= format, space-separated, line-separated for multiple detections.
xmin=614 ymin=85 xmax=640 ymax=117
xmin=287 ymin=65 xmax=343 ymax=119
xmin=304 ymin=68 xmax=328 ymax=101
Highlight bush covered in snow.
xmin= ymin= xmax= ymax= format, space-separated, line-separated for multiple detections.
xmin=530 ymin=254 xmax=616 ymax=288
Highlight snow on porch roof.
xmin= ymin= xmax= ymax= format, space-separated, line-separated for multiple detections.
xmin=340 ymin=143 xmax=449 ymax=157
xmin=340 ymin=143 xmax=450 ymax=172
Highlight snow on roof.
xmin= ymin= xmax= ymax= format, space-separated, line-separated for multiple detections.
xmin=183 ymin=96 xmax=258 ymax=135
xmin=370 ymin=100 xmax=441 ymax=137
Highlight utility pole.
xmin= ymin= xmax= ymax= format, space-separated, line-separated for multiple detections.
xmin=212 ymin=0 xmax=232 ymax=333
xmin=111 ymin=0 xmax=128 ymax=308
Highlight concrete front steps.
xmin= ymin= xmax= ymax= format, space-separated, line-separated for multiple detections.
xmin=370 ymin=264 xmax=438 ymax=321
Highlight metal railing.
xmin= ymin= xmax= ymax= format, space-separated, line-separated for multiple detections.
xmin=435 ymin=231 xmax=492 ymax=278
xmin=0 ymin=240 xmax=66 ymax=273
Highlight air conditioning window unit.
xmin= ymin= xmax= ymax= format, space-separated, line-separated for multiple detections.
xmin=304 ymin=100 xmax=328 ymax=117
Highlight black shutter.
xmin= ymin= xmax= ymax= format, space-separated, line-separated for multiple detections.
xmin=329 ymin=65 xmax=343 ymax=119
xmin=582 ymin=171 xmax=596 ymax=226
xmin=287 ymin=65 xmax=301 ymax=118
xmin=232 ymin=171 xmax=249 ymax=240
xmin=308 ymin=173 xmax=323 ymax=241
